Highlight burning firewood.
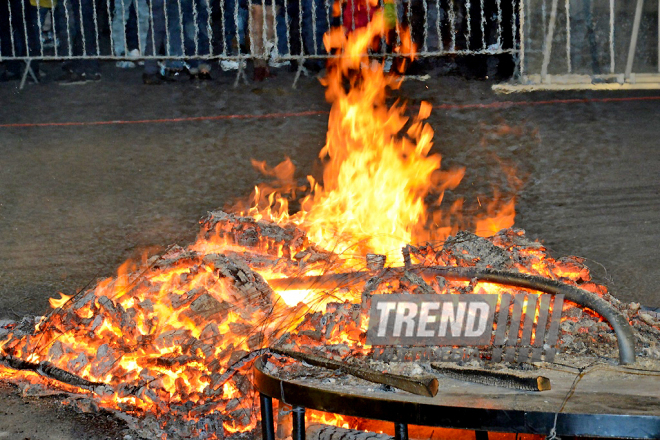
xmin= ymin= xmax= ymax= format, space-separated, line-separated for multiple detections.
xmin=0 ymin=354 xmax=111 ymax=394
xmin=430 ymin=363 xmax=551 ymax=392
xmin=271 ymin=347 xmax=439 ymax=397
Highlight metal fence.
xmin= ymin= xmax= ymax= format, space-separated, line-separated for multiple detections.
xmin=504 ymin=0 xmax=660 ymax=91
xmin=1 ymin=0 xmax=520 ymax=87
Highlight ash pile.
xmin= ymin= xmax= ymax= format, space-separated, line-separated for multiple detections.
xmin=0 ymin=211 xmax=659 ymax=440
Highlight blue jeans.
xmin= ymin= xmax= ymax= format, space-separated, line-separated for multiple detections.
xmin=301 ymin=0 xmax=327 ymax=56
xmin=181 ymin=0 xmax=211 ymax=68
xmin=221 ymin=0 xmax=248 ymax=54
xmin=59 ymin=0 xmax=100 ymax=73
xmin=144 ymin=0 xmax=185 ymax=74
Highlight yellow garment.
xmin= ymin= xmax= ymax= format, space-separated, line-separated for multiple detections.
xmin=30 ymin=0 xmax=57 ymax=7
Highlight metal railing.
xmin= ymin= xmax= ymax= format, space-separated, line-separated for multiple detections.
xmin=0 ymin=0 xmax=520 ymax=87
xmin=502 ymin=0 xmax=660 ymax=92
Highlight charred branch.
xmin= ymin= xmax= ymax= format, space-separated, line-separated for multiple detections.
xmin=430 ymin=363 xmax=551 ymax=392
xmin=271 ymin=347 xmax=438 ymax=397
xmin=0 ymin=355 xmax=110 ymax=393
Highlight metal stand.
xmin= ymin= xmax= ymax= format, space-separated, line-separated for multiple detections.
xmin=625 ymin=0 xmax=645 ymax=82
xmin=292 ymin=406 xmax=306 ymax=440
xmin=394 ymin=422 xmax=408 ymax=440
xmin=260 ymin=393 xmax=275 ymax=440
xmin=19 ymin=59 xmax=39 ymax=90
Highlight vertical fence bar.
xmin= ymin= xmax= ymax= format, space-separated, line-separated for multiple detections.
xmin=177 ymin=0 xmax=185 ymax=59
xmin=7 ymin=1 xmax=16 ymax=58
xmin=512 ymin=0 xmax=519 ymax=70
xmin=540 ymin=0 xmax=559 ymax=82
xmin=298 ymin=0 xmax=304 ymax=56
xmin=565 ymin=0 xmax=571 ymax=73
xmin=91 ymin=0 xmax=100 ymax=57
xmin=78 ymin=0 xmax=87 ymax=56
xmin=542 ymin=0 xmax=547 ymax=38
xmin=64 ymin=0 xmax=73 ymax=57
xmin=449 ymin=0 xmax=456 ymax=51
xmin=625 ymin=0 xmax=644 ymax=81
xmin=20 ymin=0 xmax=30 ymax=58
xmin=436 ymin=0 xmax=441 ymax=52
xmin=609 ymin=0 xmax=615 ymax=73
xmin=105 ymin=0 xmax=114 ymax=55
xmin=312 ymin=0 xmax=318 ymax=55
xmin=465 ymin=0 xmax=471 ymax=50
xmin=480 ymin=0 xmax=486 ymax=49
xmin=496 ymin=0 xmax=502 ymax=49
xmin=164 ymin=0 xmax=171 ymax=57
xmin=35 ymin=2 xmax=44 ymax=57
xmin=422 ymin=0 xmax=428 ymax=52
xmin=220 ymin=0 xmax=227 ymax=55
xmin=286 ymin=0 xmax=292 ymax=56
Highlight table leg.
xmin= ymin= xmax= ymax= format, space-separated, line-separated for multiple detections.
xmin=292 ymin=406 xmax=306 ymax=440
xmin=260 ymin=393 xmax=275 ymax=440
xmin=394 ymin=422 xmax=408 ymax=440
xmin=475 ymin=431 xmax=489 ymax=440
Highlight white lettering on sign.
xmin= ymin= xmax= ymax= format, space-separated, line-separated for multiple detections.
xmin=464 ymin=302 xmax=490 ymax=337
xmin=393 ymin=302 xmax=418 ymax=337
xmin=375 ymin=302 xmax=396 ymax=337
xmin=367 ymin=294 xmax=498 ymax=346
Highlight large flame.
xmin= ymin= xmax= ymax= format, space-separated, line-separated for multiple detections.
xmin=245 ymin=13 xmax=513 ymax=264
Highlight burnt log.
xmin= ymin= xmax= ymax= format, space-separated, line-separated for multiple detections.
xmin=271 ymin=347 xmax=438 ymax=397
xmin=431 ymin=363 xmax=551 ymax=391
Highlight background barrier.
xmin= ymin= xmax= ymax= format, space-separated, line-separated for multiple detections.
xmin=502 ymin=0 xmax=660 ymax=92
xmin=0 ymin=0 xmax=519 ymax=87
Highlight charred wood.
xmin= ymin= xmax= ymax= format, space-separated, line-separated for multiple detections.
xmin=271 ymin=347 xmax=438 ymax=397
xmin=430 ymin=363 xmax=551 ymax=391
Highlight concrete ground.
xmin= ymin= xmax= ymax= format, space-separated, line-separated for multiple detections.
xmin=0 ymin=61 xmax=658 ymax=438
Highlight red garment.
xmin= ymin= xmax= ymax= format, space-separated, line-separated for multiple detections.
xmin=342 ymin=0 xmax=378 ymax=31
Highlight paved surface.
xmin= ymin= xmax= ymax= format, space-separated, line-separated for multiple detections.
xmin=0 ymin=62 xmax=659 ymax=438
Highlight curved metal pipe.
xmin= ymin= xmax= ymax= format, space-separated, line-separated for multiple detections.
xmin=420 ymin=266 xmax=636 ymax=365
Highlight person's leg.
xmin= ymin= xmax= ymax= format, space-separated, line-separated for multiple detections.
xmin=78 ymin=0 xmax=100 ymax=74
xmin=302 ymin=0 xmax=327 ymax=56
xmin=250 ymin=2 xmax=269 ymax=79
xmin=112 ymin=0 xmax=131 ymax=55
xmin=196 ymin=0 xmax=212 ymax=72
xmin=136 ymin=0 xmax=150 ymax=54
xmin=164 ymin=0 xmax=185 ymax=69
xmin=144 ymin=0 xmax=165 ymax=76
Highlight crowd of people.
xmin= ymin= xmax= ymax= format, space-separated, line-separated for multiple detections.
xmin=0 ymin=0 xmax=513 ymax=84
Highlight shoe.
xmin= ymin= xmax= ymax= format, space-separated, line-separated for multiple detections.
xmin=143 ymin=72 xmax=166 ymax=85
xmin=0 ymin=70 xmax=20 ymax=82
xmin=128 ymin=49 xmax=144 ymax=66
xmin=58 ymin=71 xmax=87 ymax=85
xmin=116 ymin=60 xmax=136 ymax=69
xmin=253 ymin=66 xmax=268 ymax=82
xmin=83 ymin=72 xmax=101 ymax=82
xmin=220 ymin=59 xmax=246 ymax=71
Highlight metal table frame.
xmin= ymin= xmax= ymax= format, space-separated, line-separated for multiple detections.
xmin=253 ymin=356 xmax=660 ymax=440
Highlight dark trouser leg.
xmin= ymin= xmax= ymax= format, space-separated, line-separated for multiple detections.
xmin=69 ymin=0 xmax=100 ymax=74
xmin=144 ymin=0 xmax=166 ymax=74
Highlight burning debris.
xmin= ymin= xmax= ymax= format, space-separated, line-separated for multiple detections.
xmin=1 ymin=217 xmax=659 ymax=439
xmin=1 ymin=5 xmax=659 ymax=440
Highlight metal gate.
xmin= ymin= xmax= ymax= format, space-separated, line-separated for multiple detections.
xmin=498 ymin=0 xmax=660 ymax=92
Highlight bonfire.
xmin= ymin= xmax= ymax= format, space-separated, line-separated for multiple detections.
xmin=1 ymin=6 xmax=659 ymax=440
